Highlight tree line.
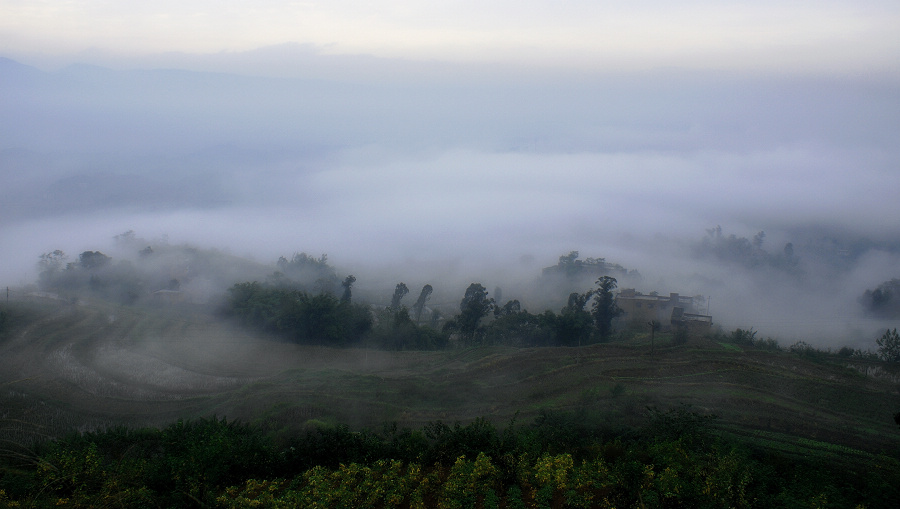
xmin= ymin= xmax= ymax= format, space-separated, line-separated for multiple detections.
xmin=223 ymin=274 xmax=624 ymax=350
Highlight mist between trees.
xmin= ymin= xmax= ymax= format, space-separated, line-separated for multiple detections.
xmin=21 ymin=228 xmax=900 ymax=357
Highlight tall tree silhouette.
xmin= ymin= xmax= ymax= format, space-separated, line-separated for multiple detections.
xmin=412 ymin=284 xmax=433 ymax=323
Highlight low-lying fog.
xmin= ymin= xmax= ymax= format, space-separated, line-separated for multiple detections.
xmin=2 ymin=54 xmax=899 ymax=349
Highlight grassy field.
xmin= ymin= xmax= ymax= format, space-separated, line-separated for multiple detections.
xmin=2 ymin=296 xmax=899 ymax=462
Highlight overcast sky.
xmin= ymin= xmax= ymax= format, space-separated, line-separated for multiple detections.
xmin=3 ymin=1 xmax=899 ymax=75
xmin=2 ymin=1 xmax=899 ymax=345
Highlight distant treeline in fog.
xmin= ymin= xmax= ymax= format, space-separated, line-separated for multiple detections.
xmin=28 ymin=228 xmax=900 ymax=353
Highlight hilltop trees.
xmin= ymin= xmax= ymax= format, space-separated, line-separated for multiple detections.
xmin=458 ymin=283 xmax=494 ymax=337
xmin=860 ymin=278 xmax=900 ymax=318
xmin=390 ymin=283 xmax=409 ymax=310
xmin=696 ymin=226 xmax=800 ymax=273
xmin=340 ymin=275 xmax=356 ymax=303
xmin=411 ymin=284 xmax=433 ymax=323
xmin=592 ymin=276 xmax=622 ymax=340
xmin=226 ymin=274 xmax=450 ymax=350
xmin=32 ymin=240 xmax=689 ymax=350
xmin=445 ymin=283 xmax=495 ymax=344
xmin=37 ymin=250 xmax=68 ymax=289
xmin=225 ymin=281 xmax=372 ymax=346
xmin=36 ymin=249 xmax=144 ymax=302
xmin=275 ymin=253 xmax=339 ymax=293
xmin=555 ymin=290 xmax=595 ymax=346
xmin=78 ymin=250 xmax=111 ymax=269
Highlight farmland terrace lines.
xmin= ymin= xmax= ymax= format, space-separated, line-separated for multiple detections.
xmin=2 ymin=299 xmax=900 ymax=454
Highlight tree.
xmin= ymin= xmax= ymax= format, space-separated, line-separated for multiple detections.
xmin=783 ymin=242 xmax=794 ymax=258
xmin=876 ymin=328 xmax=900 ymax=362
xmin=390 ymin=283 xmax=409 ymax=310
xmin=411 ymin=284 xmax=433 ymax=323
xmin=860 ymin=279 xmax=900 ymax=318
xmin=78 ymin=251 xmax=111 ymax=270
xmin=496 ymin=299 xmax=521 ymax=317
xmin=558 ymin=251 xmax=581 ymax=278
xmin=592 ymin=276 xmax=622 ymax=340
xmin=752 ymin=231 xmax=766 ymax=249
xmin=38 ymin=250 xmax=67 ymax=275
xmin=224 ymin=282 xmax=370 ymax=346
xmin=113 ymin=230 xmax=137 ymax=246
xmin=37 ymin=250 xmax=68 ymax=290
xmin=369 ymin=305 xmax=448 ymax=350
xmin=340 ymin=275 xmax=356 ymax=304
xmin=455 ymin=283 xmax=494 ymax=343
xmin=556 ymin=291 xmax=594 ymax=346
xmin=275 ymin=252 xmax=337 ymax=292
xmin=483 ymin=307 xmax=555 ymax=347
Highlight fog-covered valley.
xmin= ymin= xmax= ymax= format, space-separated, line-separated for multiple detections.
xmin=2 ymin=53 xmax=900 ymax=349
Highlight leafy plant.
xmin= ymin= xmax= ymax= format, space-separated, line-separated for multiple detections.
xmin=730 ymin=327 xmax=757 ymax=345
xmin=876 ymin=328 xmax=900 ymax=362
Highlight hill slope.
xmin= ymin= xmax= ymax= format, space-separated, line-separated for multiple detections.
xmin=2 ymin=296 xmax=899 ymax=461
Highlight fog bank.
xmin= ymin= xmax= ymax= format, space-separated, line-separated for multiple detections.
xmin=2 ymin=56 xmax=899 ymax=348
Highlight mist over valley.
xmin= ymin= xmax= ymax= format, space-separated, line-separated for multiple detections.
xmin=2 ymin=54 xmax=899 ymax=348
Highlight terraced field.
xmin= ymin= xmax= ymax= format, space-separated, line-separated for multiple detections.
xmin=2 ymin=296 xmax=899 ymax=461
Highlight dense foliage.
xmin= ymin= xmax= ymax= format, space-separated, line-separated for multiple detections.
xmin=861 ymin=279 xmax=900 ymax=318
xmin=1 ymin=409 xmax=896 ymax=508
xmin=876 ymin=328 xmax=900 ymax=363
xmin=695 ymin=226 xmax=800 ymax=274
xmin=225 ymin=282 xmax=373 ymax=346
xmin=35 ymin=232 xmax=274 ymax=306
xmin=224 ymin=275 xmax=635 ymax=350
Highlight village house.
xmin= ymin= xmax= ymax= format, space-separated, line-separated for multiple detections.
xmin=615 ymin=289 xmax=712 ymax=331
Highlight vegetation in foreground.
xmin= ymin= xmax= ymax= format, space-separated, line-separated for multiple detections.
xmin=0 ymin=407 xmax=897 ymax=508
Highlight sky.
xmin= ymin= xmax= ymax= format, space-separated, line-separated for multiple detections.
xmin=3 ymin=1 xmax=900 ymax=75
xmin=1 ymin=1 xmax=900 ymax=346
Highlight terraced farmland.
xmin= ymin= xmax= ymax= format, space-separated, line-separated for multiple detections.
xmin=2 ymin=296 xmax=899 ymax=461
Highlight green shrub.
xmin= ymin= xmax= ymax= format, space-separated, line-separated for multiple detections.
xmin=730 ymin=327 xmax=757 ymax=345
xmin=876 ymin=328 xmax=900 ymax=362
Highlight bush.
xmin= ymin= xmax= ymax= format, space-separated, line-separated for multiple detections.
xmin=483 ymin=310 xmax=556 ymax=347
xmin=756 ymin=337 xmax=781 ymax=351
xmin=5 ymin=412 xmax=899 ymax=508
xmin=788 ymin=340 xmax=812 ymax=354
xmin=876 ymin=328 xmax=900 ymax=362
xmin=730 ymin=327 xmax=757 ymax=345
xmin=643 ymin=405 xmax=718 ymax=447
xmin=368 ymin=307 xmax=448 ymax=350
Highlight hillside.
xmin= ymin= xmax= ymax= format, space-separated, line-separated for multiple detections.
xmin=1 ymin=295 xmax=899 ymax=464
